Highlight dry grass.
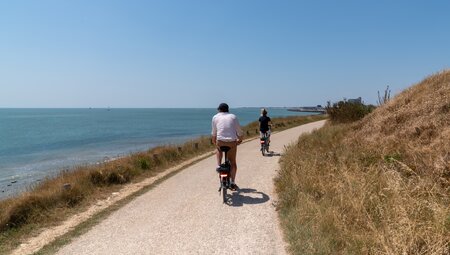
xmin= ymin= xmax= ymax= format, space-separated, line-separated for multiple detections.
xmin=275 ymin=70 xmax=450 ymax=254
xmin=0 ymin=114 xmax=326 ymax=253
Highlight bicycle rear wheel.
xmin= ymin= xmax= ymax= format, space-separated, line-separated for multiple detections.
xmin=222 ymin=186 xmax=227 ymax=203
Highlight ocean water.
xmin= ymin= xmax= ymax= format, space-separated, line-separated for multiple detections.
xmin=0 ymin=108 xmax=315 ymax=199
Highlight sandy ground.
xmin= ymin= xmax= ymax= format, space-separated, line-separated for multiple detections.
xmin=15 ymin=120 xmax=326 ymax=255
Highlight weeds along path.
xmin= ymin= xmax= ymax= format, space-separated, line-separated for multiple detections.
xmin=52 ymin=120 xmax=326 ymax=255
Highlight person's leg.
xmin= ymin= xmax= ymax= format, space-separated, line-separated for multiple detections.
xmin=216 ymin=141 xmax=225 ymax=167
xmin=227 ymin=142 xmax=237 ymax=182
xmin=216 ymin=147 xmax=223 ymax=166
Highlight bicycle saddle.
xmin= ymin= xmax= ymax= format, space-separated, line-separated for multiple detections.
xmin=219 ymin=146 xmax=231 ymax=152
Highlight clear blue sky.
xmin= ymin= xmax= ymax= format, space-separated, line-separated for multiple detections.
xmin=1 ymin=0 xmax=449 ymax=108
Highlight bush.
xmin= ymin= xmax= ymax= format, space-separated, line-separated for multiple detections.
xmin=90 ymin=170 xmax=105 ymax=185
xmin=106 ymin=170 xmax=129 ymax=185
xmin=326 ymin=100 xmax=375 ymax=124
xmin=60 ymin=185 xmax=85 ymax=207
xmin=138 ymin=158 xmax=150 ymax=170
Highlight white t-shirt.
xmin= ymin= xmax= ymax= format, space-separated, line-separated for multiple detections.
xmin=211 ymin=112 xmax=243 ymax=142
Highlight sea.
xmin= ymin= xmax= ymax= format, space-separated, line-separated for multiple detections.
xmin=0 ymin=108 xmax=315 ymax=199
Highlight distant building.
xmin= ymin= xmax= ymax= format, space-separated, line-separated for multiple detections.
xmin=347 ymin=97 xmax=362 ymax=104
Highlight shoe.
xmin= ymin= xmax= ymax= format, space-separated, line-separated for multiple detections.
xmin=230 ymin=183 xmax=239 ymax=191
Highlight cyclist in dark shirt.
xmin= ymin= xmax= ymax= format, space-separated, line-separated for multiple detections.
xmin=259 ymin=108 xmax=271 ymax=139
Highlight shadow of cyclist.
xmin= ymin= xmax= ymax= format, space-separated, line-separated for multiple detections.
xmin=227 ymin=188 xmax=270 ymax=207
xmin=263 ymin=151 xmax=282 ymax=157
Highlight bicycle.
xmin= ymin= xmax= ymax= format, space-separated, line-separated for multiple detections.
xmin=260 ymin=129 xmax=270 ymax=156
xmin=216 ymin=146 xmax=232 ymax=203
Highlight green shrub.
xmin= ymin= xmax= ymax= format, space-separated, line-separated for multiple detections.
xmin=326 ymin=100 xmax=375 ymax=123
xmin=138 ymin=158 xmax=150 ymax=170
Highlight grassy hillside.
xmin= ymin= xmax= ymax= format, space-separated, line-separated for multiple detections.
xmin=275 ymin=70 xmax=450 ymax=254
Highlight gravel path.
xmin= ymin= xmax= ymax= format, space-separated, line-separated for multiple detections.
xmin=55 ymin=120 xmax=326 ymax=255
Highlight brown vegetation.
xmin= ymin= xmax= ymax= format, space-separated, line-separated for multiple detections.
xmin=276 ymin=70 xmax=450 ymax=254
xmin=0 ymin=114 xmax=326 ymax=253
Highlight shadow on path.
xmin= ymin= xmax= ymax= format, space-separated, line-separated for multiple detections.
xmin=264 ymin=151 xmax=282 ymax=157
xmin=227 ymin=188 xmax=270 ymax=207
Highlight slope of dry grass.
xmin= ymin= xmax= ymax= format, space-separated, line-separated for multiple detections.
xmin=276 ymin=70 xmax=450 ymax=254
xmin=0 ymin=114 xmax=326 ymax=254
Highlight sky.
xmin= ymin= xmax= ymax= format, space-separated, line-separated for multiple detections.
xmin=1 ymin=0 xmax=449 ymax=108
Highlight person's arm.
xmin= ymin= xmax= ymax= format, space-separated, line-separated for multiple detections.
xmin=211 ymin=117 xmax=217 ymax=145
xmin=235 ymin=117 xmax=243 ymax=144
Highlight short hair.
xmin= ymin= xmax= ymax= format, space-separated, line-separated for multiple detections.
xmin=261 ymin=108 xmax=267 ymax=116
xmin=217 ymin=103 xmax=229 ymax=112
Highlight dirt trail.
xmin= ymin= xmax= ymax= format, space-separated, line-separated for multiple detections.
xmin=36 ymin=120 xmax=325 ymax=255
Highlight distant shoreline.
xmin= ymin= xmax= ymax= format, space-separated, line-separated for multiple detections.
xmin=287 ymin=107 xmax=326 ymax=113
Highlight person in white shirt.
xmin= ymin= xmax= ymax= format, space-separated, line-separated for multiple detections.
xmin=211 ymin=103 xmax=243 ymax=190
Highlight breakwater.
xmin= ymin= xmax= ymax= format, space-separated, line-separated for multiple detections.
xmin=287 ymin=107 xmax=326 ymax=113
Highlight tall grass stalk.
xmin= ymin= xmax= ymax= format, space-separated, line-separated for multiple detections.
xmin=378 ymin=85 xmax=391 ymax=106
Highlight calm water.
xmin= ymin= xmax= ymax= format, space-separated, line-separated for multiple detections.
xmin=0 ymin=108 xmax=314 ymax=198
